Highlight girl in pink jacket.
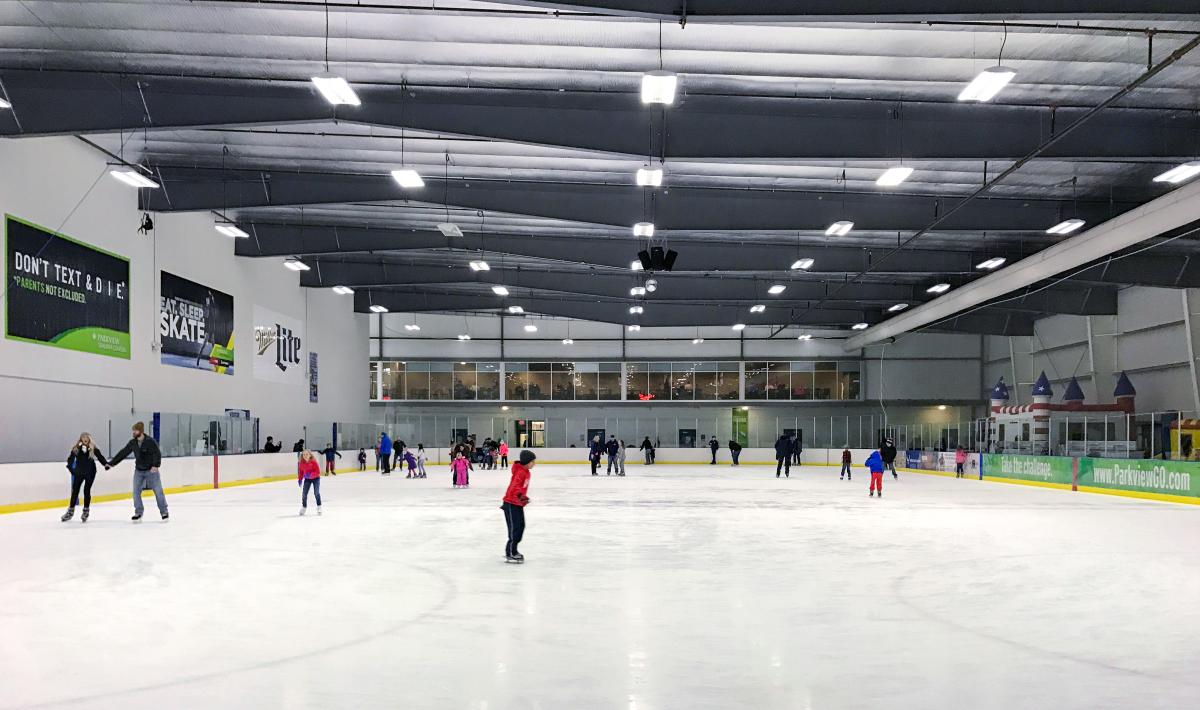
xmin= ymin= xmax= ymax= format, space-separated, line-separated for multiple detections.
xmin=954 ymin=447 xmax=968 ymax=478
xmin=451 ymin=452 xmax=472 ymax=488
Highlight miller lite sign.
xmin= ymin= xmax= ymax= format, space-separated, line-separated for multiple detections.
xmin=252 ymin=305 xmax=305 ymax=384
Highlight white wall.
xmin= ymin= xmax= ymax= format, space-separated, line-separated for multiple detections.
xmin=0 ymin=137 xmax=370 ymax=462
xmin=983 ymin=286 xmax=1194 ymax=412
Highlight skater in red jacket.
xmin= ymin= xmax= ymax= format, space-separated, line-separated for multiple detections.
xmin=501 ymin=450 xmax=536 ymax=563
xmin=297 ymin=450 xmax=323 ymax=515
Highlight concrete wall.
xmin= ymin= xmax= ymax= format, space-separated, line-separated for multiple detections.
xmin=0 ymin=137 xmax=371 ymax=463
xmin=983 ymin=287 xmax=1195 ymax=413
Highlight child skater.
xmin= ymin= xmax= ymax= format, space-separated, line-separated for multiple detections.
xmin=501 ymin=450 xmax=536 ymax=563
xmin=616 ymin=439 xmax=627 ymax=476
xmin=498 ymin=440 xmax=509 ymax=467
xmin=320 ymin=443 xmax=341 ymax=476
xmin=403 ymin=447 xmax=418 ymax=478
xmin=357 ymin=448 xmax=367 ymax=471
xmin=416 ymin=444 xmax=427 ymax=478
xmin=865 ymin=447 xmax=885 ymax=498
xmin=451 ymin=451 xmax=472 ymax=488
xmin=297 ymin=449 xmax=323 ymax=515
xmin=840 ymin=446 xmax=852 ymax=480
xmin=61 ymin=432 xmax=109 ymax=523
xmin=954 ymin=446 xmax=967 ymax=478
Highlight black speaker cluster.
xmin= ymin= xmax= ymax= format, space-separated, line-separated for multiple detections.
xmin=637 ymin=246 xmax=678 ymax=272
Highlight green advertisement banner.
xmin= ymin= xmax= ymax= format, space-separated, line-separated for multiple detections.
xmin=731 ymin=407 xmax=748 ymax=447
xmin=1079 ymin=458 xmax=1200 ymax=499
xmin=983 ymin=454 xmax=1074 ymax=485
xmin=5 ymin=215 xmax=130 ymax=358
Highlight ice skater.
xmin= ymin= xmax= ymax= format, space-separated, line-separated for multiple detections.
xmin=108 ymin=421 xmax=167 ymax=522
xmin=379 ymin=433 xmax=393 ymax=475
xmin=402 ymin=447 xmax=418 ymax=478
xmin=840 ymin=446 xmax=852 ymax=480
xmin=357 ymin=448 xmax=367 ymax=471
xmin=416 ymin=444 xmax=427 ymax=478
xmin=452 ymin=451 xmax=472 ymax=488
xmin=605 ymin=435 xmax=620 ymax=475
xmin=320 ymin=443 xmax=341 ymax=476
xmin=589 ymin=435 xmax=603 ymax=476
xmin=866 ymin=448 xmax=885 ymax=497
xmin=498 ymin=440 xmax=509 ymax=467
xmin=639 ymin=436 xmax=655 ymax=464
xmin=728 ymin=439 xmax=742 ymax=466
xmin=954 ymin=446 xmax=967 ymax=477
xmin=61 ymin=432 xmax=108 ymax=523
xmin=616 ymin=439 xmax=627 ymax=476
xmin=880 ymin=438 xmax=898 ymax=479
xmin=297 ymin=449 xmax=322 ymax=515
xmin=501 ymin=450 xmax=536 ymax=563
xmin=708 ymin=437 xmax=720 ymax=465
xmin=774 ymin=433 xmax=792 ymax=478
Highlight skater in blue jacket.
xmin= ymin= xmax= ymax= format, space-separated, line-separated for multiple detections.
xmin=866 ymin=449 xmax=885 ymax=497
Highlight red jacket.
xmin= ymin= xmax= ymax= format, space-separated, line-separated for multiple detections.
xmin=298 ymin=458 xmax=321 ymax=482
xmin=503 ymin=463 xmax=531 ymax=507
xmin=842 ymin=449 xmax=852 ymax=463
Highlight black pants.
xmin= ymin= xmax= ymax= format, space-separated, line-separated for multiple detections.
xmin=731 ymin=450 xmax=740 ymax=465
xmin=69 ymin=472 xmax=96 ymax=508
xmin=886 ymin=461 xmax=897 ymax=477
xmin=502 ymin=502 xmax=525 ymax=557
xmin=381 ymin=455 xmax=392 ymax=473
xmin=710 ymin=449 xmax=718 ymax=464
xmin=590 ymin=457 xmax=599 ymax=475
xmin=776 ymin=456 xmax=790 ymax=476
xmin=501 ymin=454 xmax=508 ymax=466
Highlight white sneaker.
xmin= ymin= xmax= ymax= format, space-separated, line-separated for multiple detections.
xmin=299 ymin=507 xmax=306 ymax=516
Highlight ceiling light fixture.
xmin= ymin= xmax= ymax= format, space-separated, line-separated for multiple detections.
xmin=404 ymin=324 xmax=421 ymax=332
xmin=749 ymin=304 xmax=766 ymax=313
xmin=958 ymin=66 xmax=1017 ymax=102
xmin=631 ymin=260 xmax=644 ymax=271
xmin=732 ymin=323 xmax=746 ymax=331
xmin=437 ymin=222 xmax=463 ymax=237
xmin=976 ymin=257 xmax=1007 ymax=270
xmin=825 ymin=221 xmax=854 ymax=237
xmin=640 ymin=71 xmax=678 ymax=105
xmin=391 ymin=169 xmax=424 ymax=188
xmin=887 ymin=303 xmax=909 ymax=313
xmin=369 ymin=304 xmax=388 ymax=313
xmin=1153 ymin=161 xmax=1200 ymax=184
xmin=109 ymin=168 xmax=160 ymax=189
xmin=767 ymin=284 xmax=786 ymax=295
xmin=851 ymin=322 xmax=869 ymax=330
xmin=1047 ymin=218 xmax=1086 ymax=235
xmin=457 ymin=334 xmax=471 ymax=341
xmin=628 ymin=324 xmax=641 ymax=332
xmin=562 ymin=338 xmax=574 ymax=345
xmin=629 ymin=305 xmax=644 ymax=314
xmin=283 ymin=258 xmax=310 ymax=272
xmin=645 ymin=278 xmax=658 ymax=292
xmin=797 ymin=334 xmax=813 ymax=341
xmin=507 ymin=305 xmax=524 ymax=314
xmin=633 ymin=222 xmax=655 ymax=238
xmin=311 ymin=73 xmax=361 ymax=106
xmin=0 ymin=97 xmax=10 ymax=110
xmin=926 ymin=283 xmax=951 ymax=294
xmin=492 ymin=285 xmax=510 ymax=296
xmin=630 ymin=286 xmax=646 ymax=296
xmin=791 ymin=258 xmax=814 ymax=270
xmin=692 ymin=337 xmax=704 ymax=344
xmin=332 ymin=285 xmax=354 ymax=295
xmin=214 ymin=222 xmax=249 ymax=239
xmin=636 ymin=167 xmax=664 ymax=187
xmin=469 ymin=260 xmax=490 ymax=271
xmin=876 ymin=167 xmax=913 ymax=187
xmin=524 ymin=324 xmax=538 ymax=333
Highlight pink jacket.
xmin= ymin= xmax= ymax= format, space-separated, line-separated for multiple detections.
xmin=451 ymin=457 xmax=471 ymax=475
xmin=298 ymin=458 xmax=321 ymax=481
xmin=955 ymin=450 xmax=967 ymax=464
xmin=498 ymin=442 xmax=509 ymax=456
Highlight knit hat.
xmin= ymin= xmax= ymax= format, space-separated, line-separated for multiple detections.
xmin=518 ymin=450 xmax=537 ymax=466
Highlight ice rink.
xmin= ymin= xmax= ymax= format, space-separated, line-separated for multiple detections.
xmin=2 ymin=463 xmax=1198 ymax=710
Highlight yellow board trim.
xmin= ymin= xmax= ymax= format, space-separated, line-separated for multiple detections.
xmin=0 ymin=466 xmax=362 ymax=515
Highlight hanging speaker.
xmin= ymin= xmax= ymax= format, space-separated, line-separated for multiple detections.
xmin=637 ymin=250 xmax=653 ymax=271
xmin=662 ymin=249 xmax=678 ymax=271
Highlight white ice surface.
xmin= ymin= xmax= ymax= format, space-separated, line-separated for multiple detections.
xmin=1 ymin=464 xmax=1198 ymax=710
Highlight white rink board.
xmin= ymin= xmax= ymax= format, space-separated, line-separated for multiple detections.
xmin=1 ymin=464 xmax=1197 ymax=710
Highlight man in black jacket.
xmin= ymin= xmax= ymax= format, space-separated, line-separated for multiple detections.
xmin=774 ymin=434 xmax=793 ymax=478
xmin=605 ymin=435 xmax=620 ymax=475
xmin=639 ymin=436 xmax=655 ymax=465
xmin=880 ymin=438 xmax=898 ymax=479
xmin=263 ymin=436 xmax=282 ymax=453
xmin=108 ymin=421 xmax=167 ymax=522
xmin=708 ymin=437 xmax=720 ymax=465
xmin=728 ymin=440 xmax=742 ymax=466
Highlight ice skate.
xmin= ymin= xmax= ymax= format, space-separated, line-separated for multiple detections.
xmin=300 ymin=507 xmax=306 ymax=516
xmin=131 ymin=513 xmax=142 ymax=522
xmin=161 ymin=512 xmax=169 ymax=522
xmin=505 ymin=555 xmax=523 ymax=564
xmin=317 ymin=506 xmax=322 ymax=516
xmin=81 ymin=508 xmax=89 ymax=523
xmin=61 ymin=508 xmax=74 ymax=522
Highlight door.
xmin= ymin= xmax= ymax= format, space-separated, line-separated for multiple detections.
xmin=678 ymin=428 xmax=697 ymax=448
xmin=586 ymin=428 xmax=606 ymax=449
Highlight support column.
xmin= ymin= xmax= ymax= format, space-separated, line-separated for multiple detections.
xmin=1182 ymin=289 xmax=1200 ymax=413
xmin=1086 ymin=315 xmax=1119 ymax=403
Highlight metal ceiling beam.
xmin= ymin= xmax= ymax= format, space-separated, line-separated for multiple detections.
xmin=240 ymin=224 xmax=1011 ymax=273
xmin=503 ymin=1 xmax=1200 ymax=21
xmin=147 ymin=168 xmax=1132 ymax=232
xmin=3 ymin=70 xmax=1198 ymax=161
